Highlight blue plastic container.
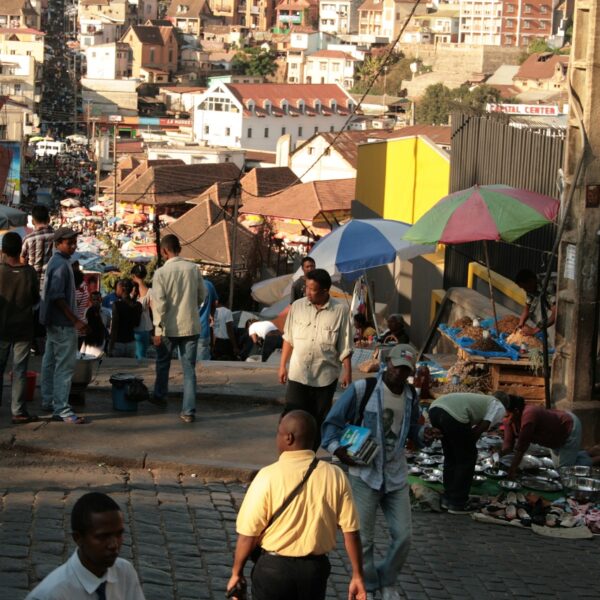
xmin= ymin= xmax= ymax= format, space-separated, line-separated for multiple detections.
xmin=109 ymin=373 xmax=138 ymax=412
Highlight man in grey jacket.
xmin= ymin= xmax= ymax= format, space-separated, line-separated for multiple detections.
xmin=152 ymin=234 xmax=206 ymax=423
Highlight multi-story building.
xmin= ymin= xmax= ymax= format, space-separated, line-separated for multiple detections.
xmin=85 ymin=42 xmax=131 ymax=79
xmin=286 ymin=27 xmax=338 ymax=84
xmin=357 ymin=0 xmax=426 ymax=43
xmin=0 ymin=94 xmax=37 ymax=140
xmin=0 ymin=0 xmax=41 ymax=31
xmin=193 ymin=82 xmax=357 ymax=153
xmin=275 ymin=0 xmax=319 ymax=30
xmin=459 ymin=0 xmax=502 ymax=45
xmin=0 ymin=26 xmax=44 ymax=63
xmin=408 ymin=7 xmax=459 ymax=43
xmin=120 ymin=23 xmax=178 ymax=80
xmin=238 ymin=0 xmax=276 ymax=30
xmin=165 ymin=0 xmax=213 ymax=35
xmin=206 ymin=0 xmax=241 ymax=24
xmin=78 ymin=0 xmax=135 ymax=49
xmin=500 ymin=0 xmax=553 ymax=47
xmin=319 ymin=0 xmax=362 ymax=35
xmin=303 ymin=50 xmax=357 ymax=88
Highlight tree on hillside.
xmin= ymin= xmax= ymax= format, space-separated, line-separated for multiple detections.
xmin=518 ymin=37 xmax=570 ymax=63
xmin=232 ymin=46 xmax=278 ymax=77
xmin=416 ymin=84 xmax=504 ymax=125
xmin=415 ymin=83 xmax=453 ymax=125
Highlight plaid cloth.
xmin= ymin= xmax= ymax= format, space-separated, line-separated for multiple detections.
xmin=21 ymin=225 xmax=54 ymax=290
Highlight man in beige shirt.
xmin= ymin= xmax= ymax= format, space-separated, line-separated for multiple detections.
xmin=279 ymin=268 xmax=352 ymax=448
xmin=226 ymin=410 xmax=366 ymax=600
xmin=151 ymin=234 xmax=206 ymax=423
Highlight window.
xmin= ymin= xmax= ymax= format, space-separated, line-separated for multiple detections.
xmin=314 ymin=126 xmax=318 ymax=133
xmin=506 ymin=3 xmax=514 ymax=13
xmin=168 ymin=49 xmax=173 ymax=62
xmin=248 ymin=127 xmax=252 ymax=138
xmin=524 ymin=4 xmax=532 ymax=13
xmin=14 ymin=83 xmax=21 ymax=94
xmin=264 ymin=127 xmax=269 ymax=137
xmin=199 ymin=96 xmax=233 ymax=112
xmin=149 ymin=48 xmax=155 ymax=63
xmin=332 ymin=63 xmax=339 ymax=72
xmin=225 ymin=127 xmax=231 ymax=136
xmin=282 ymin=127 xmax=286 ymax=135
xmin=540 ymin=4 xmax=548 ymax=13
xmin=320 ymin=61 xmax=327 ymax=71
xmin=308 ymin=147 xmax=314 ymax=155
xmin=329 ymin=126 xmax=334 ymax=133
xmin=298 ymin=126 xmax=303 ymax=136
xmin=204 ymin=125 xmax=209 ymax=134
xmin=524 ymin=20 xmax=531 ymax=29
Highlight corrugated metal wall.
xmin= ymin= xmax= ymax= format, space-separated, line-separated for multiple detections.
xmin=443 ymin=113 xmax=565 ymax=288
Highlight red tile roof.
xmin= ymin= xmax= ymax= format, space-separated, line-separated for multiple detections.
xmin=245 ymin=151 xmax=277 ymax=164
xmin=240 ymin=167 xmax=299 ymax=197
xmin=117 ymin=162 xmax=239 ymax=206
xmin=309 ymin=50 xmax=357 ymax=61
xmin=239 ymin=178 xmax=354 ymax=221
xmin=515 ymin=53 xmax=569 ymax=81
xmin=165 ymin=197 xmax=256 ymax=264
xmin=0 ymin=27 xmax=45 ymax=35
xmin=224 ymin=83 xmax=354 ymax=116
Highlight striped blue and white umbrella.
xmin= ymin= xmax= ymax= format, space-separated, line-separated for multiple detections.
xmin=296 ymin=219 xmax=435 ymax=278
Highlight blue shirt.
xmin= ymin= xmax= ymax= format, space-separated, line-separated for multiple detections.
xmin=198 ymin=279 xmax=217 ymax=339
xmin=102 ymin=291 xmax=118 ymax=310
xmin=39 ymin=250 xmax=76 ymax=327
xmin=321 ymin=373 xmax=423 ymax=492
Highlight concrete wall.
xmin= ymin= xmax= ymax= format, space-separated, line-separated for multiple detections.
xmin=82 ymin=77 xmax=139 ymax=116
xmin=395 ymin=43 xmax=522 ymax=74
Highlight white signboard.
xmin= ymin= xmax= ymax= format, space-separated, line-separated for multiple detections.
xmin=564 ymin=243 xmax=576 ymax=280
xmin=486 ymin=104 xmax=562 ymax=116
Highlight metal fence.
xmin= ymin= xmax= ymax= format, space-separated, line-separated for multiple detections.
xmin=443 ymin=113 xmax=565 ymax=288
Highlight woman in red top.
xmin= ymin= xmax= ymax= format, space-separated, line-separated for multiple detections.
xmin=499 ymin=394 xmax=592 ymax=477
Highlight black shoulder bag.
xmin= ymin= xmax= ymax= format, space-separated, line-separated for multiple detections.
xmin=249 ymin=456 xmax=319 ymax=563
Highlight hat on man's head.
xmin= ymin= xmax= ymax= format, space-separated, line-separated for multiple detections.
xmin=53 ymin=227 xmax=79 ymax=242
xmin=388 ymin=344 xmax=417 ymax=372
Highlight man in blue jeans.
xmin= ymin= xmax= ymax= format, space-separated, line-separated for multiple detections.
xmin=40 ymin=227 xmax=87 ymax=424
xmin=322 ymin=344 xmax=433 ymax=600
xmin=151 ymin=235 xmax=206 ymax=423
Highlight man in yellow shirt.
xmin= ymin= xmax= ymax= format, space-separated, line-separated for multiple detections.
xmin=226 ymin=410 xmax=366 ymax=600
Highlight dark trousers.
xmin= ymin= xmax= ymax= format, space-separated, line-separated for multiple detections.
xmin=429 ymin=407 xmax=477 ymax=507
xmin=262 ymin=332 xmax=283 ymax=362
xmin=252 ymin=553 xmax=330 ymax=600
xmin=284 ymin=379 xmax=338 ymax=450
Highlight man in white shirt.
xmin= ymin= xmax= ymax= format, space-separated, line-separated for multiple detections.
xmin=212 ymin=300 xmax=240 ymax=360
xmin=151 ymin=234 xmax=206 ymax=423
xmin=26 ymin=492 xmax=145 ymax=600
xmin=248 ymin=320 xmax=283 ymax=362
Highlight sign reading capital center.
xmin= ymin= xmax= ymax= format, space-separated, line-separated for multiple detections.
xmin=486 ymin=104 xmax=562 ymax=116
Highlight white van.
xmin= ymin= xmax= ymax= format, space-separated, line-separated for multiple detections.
xmin=35 ymin=141 xmax=67 ymax=158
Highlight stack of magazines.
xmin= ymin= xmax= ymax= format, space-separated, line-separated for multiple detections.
xmin=339 ymin=425 xmax=379 ymax=465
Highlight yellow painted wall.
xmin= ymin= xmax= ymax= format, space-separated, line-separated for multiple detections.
xmin=355 ymin=135 xmax=450 ymax=224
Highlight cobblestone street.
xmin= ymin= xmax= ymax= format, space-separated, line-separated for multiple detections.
xmin=1 ymin=450 xmax=599 ymax=600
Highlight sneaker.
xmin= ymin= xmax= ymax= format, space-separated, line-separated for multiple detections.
xmin=382 ymin=587 xmax=402 ymax=600
xmin=51 ymin=414 xmax=86 ymax=424
xmin=179 ymin=414 xmax=195 ymax=424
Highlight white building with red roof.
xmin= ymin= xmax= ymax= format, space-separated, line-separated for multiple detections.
xmin=303 ymin=49 xmax=357 ymax=88
xmin=193 ymin=81 xmax=357 ymax=154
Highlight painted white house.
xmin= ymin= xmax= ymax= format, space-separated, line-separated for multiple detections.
xmin=319 ymin=0 xmax=362 ymax=35
xmin=79 ymin=17 xmax=121 ymax=48
xmin=85 ymin=42 xmax=131 ymax=79
xmin=193 ymin=82 xmax=357 ymax=154
xmin=303 ymin=50 xmax=357 ymax=88
xmin=286 ymin=29 xmax=340 ymax=85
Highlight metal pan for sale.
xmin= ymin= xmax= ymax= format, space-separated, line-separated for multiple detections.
xmin=520 ymin=476 xmax=563 ymax=492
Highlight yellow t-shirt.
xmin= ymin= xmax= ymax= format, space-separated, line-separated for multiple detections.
xmin=236 ymin=449 xmax=359 ymax=557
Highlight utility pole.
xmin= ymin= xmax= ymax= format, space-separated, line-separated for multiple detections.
xmin=552 ymin=0 xmax=600 ymax=419
xmin=228 ymin=182 xmax=240 ymax=309
xmin=112 ymin=126 xmax=117 ymax=230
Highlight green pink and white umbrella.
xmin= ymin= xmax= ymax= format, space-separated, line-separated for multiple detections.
xmin=403 ymin=185 xmax=560 ymax=245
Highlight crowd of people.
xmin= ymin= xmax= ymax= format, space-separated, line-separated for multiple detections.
xmin=2 ymin=204 xmax=597 ymax=600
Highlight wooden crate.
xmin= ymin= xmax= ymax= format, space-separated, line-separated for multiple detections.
xmin=490 ymin=365 xmax=546 ymax=405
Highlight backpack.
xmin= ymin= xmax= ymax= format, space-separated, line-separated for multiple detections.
xmin=353 ymin=378 xmax=417 ymax=425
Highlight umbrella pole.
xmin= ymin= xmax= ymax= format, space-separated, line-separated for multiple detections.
xmin=363 ymin=271 xmax=380 ymax=339
xmin=483 ymin=241 xmax=499 ymax=331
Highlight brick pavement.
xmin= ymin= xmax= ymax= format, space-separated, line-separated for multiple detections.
xmin=1 ymin=453 xmax=599 ymax=600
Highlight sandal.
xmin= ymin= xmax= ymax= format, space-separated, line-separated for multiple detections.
xmin=51 ymin=414 xmax=86 ymax=424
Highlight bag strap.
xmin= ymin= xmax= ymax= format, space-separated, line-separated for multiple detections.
xmin=354 ymin=377 xmax=378 ymax=426
xmin=263 ymin=456 xmax=319 ymax=533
